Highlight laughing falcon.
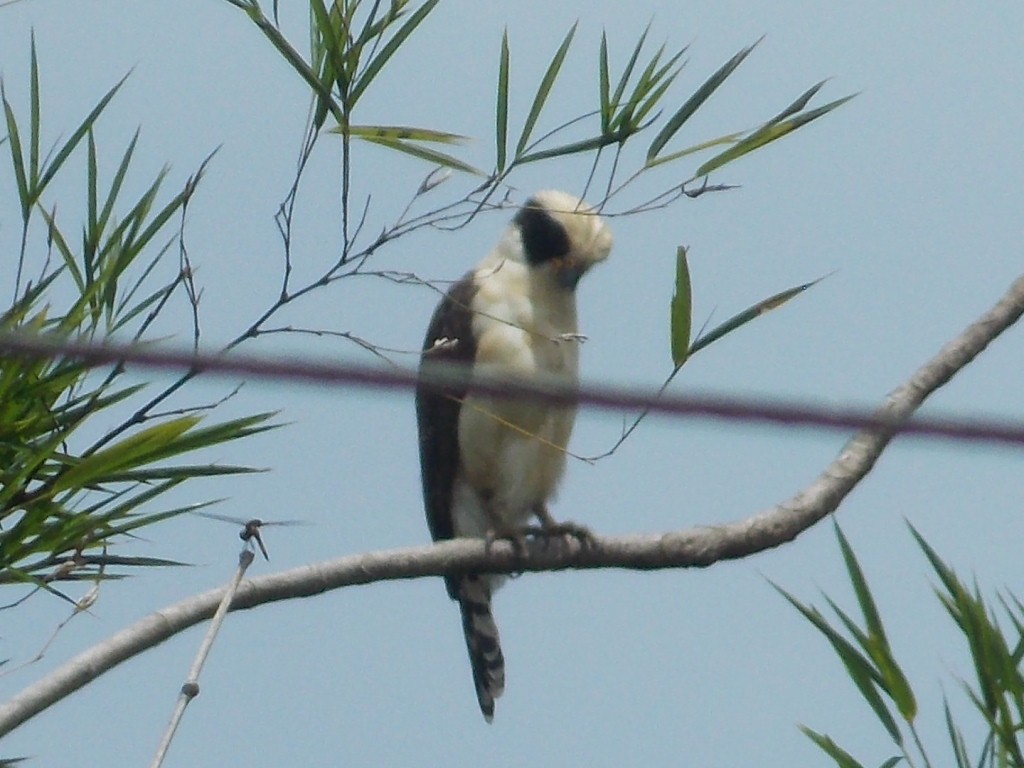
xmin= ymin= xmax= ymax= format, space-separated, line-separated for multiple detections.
xmin=415 ymin=190 xmax=612 ymax=721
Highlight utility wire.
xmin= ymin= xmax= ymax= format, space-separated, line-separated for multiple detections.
xmin=0 ymin=330 xmax=1022 ymax=449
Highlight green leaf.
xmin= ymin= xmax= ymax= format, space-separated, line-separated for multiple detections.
xmin=835 ymin=523 xmax=888 ymax=647
xmin=496 ymin=29 xmax=510 ymax=172
xmin=112 ymin=279 xmax=174 ymax=335
xmin=29 ymin=32 xmax=40 ymax=190
xmin=835 ymin=524 xmax=918 ymax=722
xmin=360 ymin=136 xmax=484 ymax=175
xmin=48 ymin=416 xmax=201 ymax=494
xmin=515 ymin=134 xmax=620 ymax=166
xmin=103 ymin=464 xmax=264 ymax=483
xmin=118 ymin=412 xmax=277 ymax=465
xmin=310 ymin=0 xmax=349 ymax=97
xmin=91 ymin=555 xmax=187 ymax=568
xmin=514 ymin=22 xmax=577 ymax=157
xmin=2 ymin=83 xmax=30 ymax=222
xmin=87 ymin=131 xmax=98 ymax=265
xmin=612 ymin=43 xmax=686 ymax=135
xmin=598 ymin=32 xmax=611 ymax=132
xmin=243 ymin=5 xmax=343 ymax=125
xmin=774 ymin=582 xmax=903 ymax=745
xmin=609 ymin=24 xmax=649 ymax=127
xmin=670 ymin=246 xmax=691 ymax=367
xmin=37 ymin=207 xmax=82 ymax=291
xmin=643 ymin=132 xmax=741 ymax=170
xmin=352 ymin=0 xmax=395 ymax=49
xmin=689 ymin=276 xmax=824 ymax=356
xmin=35 ymin=72 xmax=129 ymax=201
xmin=338 ymin=124 xmax=467 ymax=144
xmin=611 ymin=41 xmax=665 ymax=132
xmin=695 ymin=92 xmax=856 ymax=177
xmin=348 ymin=0 xmax=440 ymax=106
xmin=942 ymin=696 xmax=970 ymax=768
xmin=647 ymin=39 xmax=760 ymax=162
xmin=629 ymin=63 xmax=682 ymax=129
xmin=798 ymin=726 xmax=866 ymax=768
xmin=768 ymin=79 xmax=829 ymax=125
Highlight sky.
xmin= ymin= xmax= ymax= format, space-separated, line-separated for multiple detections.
xmin=2 ymin=1 xmax=1023 ymax=766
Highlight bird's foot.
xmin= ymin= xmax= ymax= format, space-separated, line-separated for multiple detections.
xmin=484 ymin=526 xmax=530 ymax=562
xmin=532 ymin=504 xmax=596 ymax=549
xmin=539 ymin=520 xmax=596 ymax=548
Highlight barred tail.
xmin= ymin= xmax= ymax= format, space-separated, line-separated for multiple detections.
xmin=457 ymin=574 xmax=505 ymax=722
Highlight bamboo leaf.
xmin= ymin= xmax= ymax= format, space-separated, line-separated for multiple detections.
xmin=647 ymin=39 xmax=760 ymax=162
xmin=643 ymin=132 xmax=741 ymax=170
xmin=29 ymin=32 xmax=40 ymax=190
xmin=338 ymin=124 xmax=468 ymax=144
xmin=615 ymin=44 xmax=686 ymax=135
xmin=352 ymin=0 xmax=393 ymax=49
xmin=630 ymin=65 xmax=681 ymax=128
xmin=97 ymin=129 xmax=140 ymax=247
xmin=696 ymin=92 xmax=856 ymax=177
xmin=798 ymin=726 xmax=866 ymax=768
xmin=349 ymin=0 xmax=440 ymax=106
xmin=92 ymin=555 xmax=187 ymax=568
xmin=943 ymin=697 xmax=971 ymax=768
xmin=609 ymin=24 xmax=649 ymax=125
xmin=514 ymin=22 xmax=577 ymax=157
xmin=117 ymin=172 xmax=192 ymax=272
xmin=35 ymin=72 xmax=129 ymax=199
xmin=2 ymin=84 xmax=30 ymax=221
xmin=112 ymin=280 xmax=175 ymax=334
xmin=48 ymin=417 xmax=201 ymax=493
xmin=775 ymin=582 xmax=903 ymax=745
xmin=670 ymin=246 xmax=691 ymax=367
xmin=515 ymin=133 xmax=620 ymax=165
xmin=310 ymin=0 xmax=349 ymax=97
xmin=835 ymin=524 xmax=918 ymax=722
xmin=120 ymin=413 xmax=277 ymax=467
xmin=77 ymin=478 xmax=184 ymax=521
xmin=87 ymin=131 xmax=98 ymax=264
xmin=598 ymin=32 xmax=611 ymax=132
xmin=768 ymin=79 xmax=828 ymax=125
xmin=360 ymin=136 xmax=484 ymax=175
xmin=613 ymin=42 xmax=666 ymax=132
xmin=836 ymin=524 xmax=888 ymax=645
xmin=689 ymin=276 xmax=823 ymax=356
xmin=103 ymin=464 xmax=264 ymax=482
xmin=496 ymin=28 xmax=510 ymax=171
xmin=245 ymin=5 xmax=343 ymax=124
xmin=37 ymin=207 xmax=83 ymax=291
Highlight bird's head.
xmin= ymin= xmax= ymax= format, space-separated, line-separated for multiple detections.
xmin=511 ymin=190 xmax=612 ymax=290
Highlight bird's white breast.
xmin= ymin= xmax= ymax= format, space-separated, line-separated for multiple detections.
xmin=452 ymin=256 xmax=580 ymax=538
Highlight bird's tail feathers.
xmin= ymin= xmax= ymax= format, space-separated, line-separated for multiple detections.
xmin=457 ymin=574 xmax=505 ymax=722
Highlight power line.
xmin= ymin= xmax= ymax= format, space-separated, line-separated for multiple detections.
xmin=1 ymin=331 xmax=1022 ymax=449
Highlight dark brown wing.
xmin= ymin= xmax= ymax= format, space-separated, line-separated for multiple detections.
xmin=415 ymin=273 xmax=478 ymax=598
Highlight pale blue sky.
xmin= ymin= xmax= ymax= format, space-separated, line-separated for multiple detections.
xmin=2 ymin=2 xmax=1023 ymax=766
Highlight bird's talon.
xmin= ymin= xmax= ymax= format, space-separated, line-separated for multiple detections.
xmin=545 ymin=521 xmax=596 ymax=548
xmin=486 ymin=528 xmax=530 ymax=561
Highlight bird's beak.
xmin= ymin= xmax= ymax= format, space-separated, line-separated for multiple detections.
xmin=553 ymin=255 xmax=587 ymax=290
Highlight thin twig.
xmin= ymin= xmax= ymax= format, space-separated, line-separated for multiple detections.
xmin=149 ymin=549 xmax=255 ymax=768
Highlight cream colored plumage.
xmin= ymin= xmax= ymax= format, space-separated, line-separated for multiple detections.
xmin=416 ymin=190 xmax=612 ymax=721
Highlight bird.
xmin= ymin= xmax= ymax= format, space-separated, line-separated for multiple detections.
xmin=415 ymin=189 xmax=612 ymax=721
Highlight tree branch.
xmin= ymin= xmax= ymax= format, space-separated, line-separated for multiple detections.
xmin=0 ymin=274 xmax=1022 ymax=738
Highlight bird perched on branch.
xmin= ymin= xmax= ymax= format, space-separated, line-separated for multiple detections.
xmin=415 ymin=190 xmax=612 ymax=721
